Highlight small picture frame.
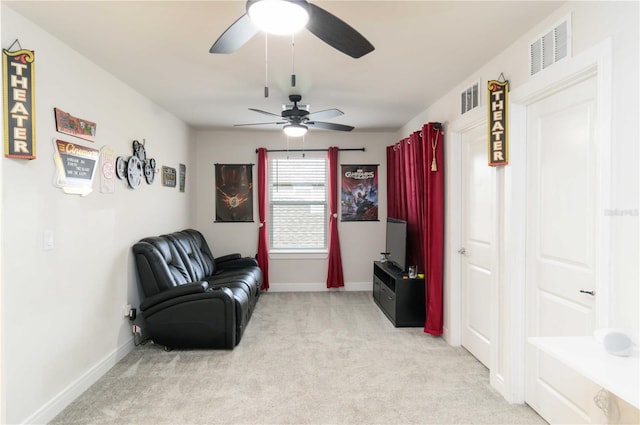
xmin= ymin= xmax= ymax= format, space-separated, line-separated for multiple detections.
xmin=162 ymin=166 xmax=177 ymax=187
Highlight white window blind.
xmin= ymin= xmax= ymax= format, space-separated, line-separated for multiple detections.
xmin=269 ymin=158 xmax=328 ymax=251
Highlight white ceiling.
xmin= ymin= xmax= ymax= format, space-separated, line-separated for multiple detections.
xmin=5 ymin=0 xmax=564 ymax=133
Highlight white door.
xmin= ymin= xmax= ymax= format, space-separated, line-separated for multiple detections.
xmin=525 ymin=76 xmax=603 ymax=424
xmin=460 ymin=123 xmax=494 ymax=367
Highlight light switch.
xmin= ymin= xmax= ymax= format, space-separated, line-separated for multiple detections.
xmin=43 ymin=230 xmax=54 ymax=251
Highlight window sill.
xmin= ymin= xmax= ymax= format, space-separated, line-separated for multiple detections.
xmin=269 ymin=251 xmax=328 ymax=260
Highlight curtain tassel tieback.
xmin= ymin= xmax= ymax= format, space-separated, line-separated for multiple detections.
xmin=430 ymin=128 xmax=441 ymax=172
xmin=259 ymin=221 xmax=265 ymax=227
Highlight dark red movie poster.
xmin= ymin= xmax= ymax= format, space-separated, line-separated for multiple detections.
xmin=341 ymin=164 xmax=378 ymax=221
xmin=215 ymin=163 xmax=253 ymax=222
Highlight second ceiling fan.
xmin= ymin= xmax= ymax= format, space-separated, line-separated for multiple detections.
xmin=209 ymin=0 xmax=375 ymax=59
xmin=236 ymin=94 xmax=354 ymax=137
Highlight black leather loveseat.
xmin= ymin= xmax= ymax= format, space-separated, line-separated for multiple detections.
xmin=132 ymin=229 xmax=262 ymax=349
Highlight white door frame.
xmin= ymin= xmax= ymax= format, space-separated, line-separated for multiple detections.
xmin=446 ymin=109 xmax=485 ymax=348
xmin=449 ymin=109 xmax=507 ymax=398
xmin=448 ymin=37 xmax=613 ymax=405
xmin=506 ymin=38 xmax=613 ymax=403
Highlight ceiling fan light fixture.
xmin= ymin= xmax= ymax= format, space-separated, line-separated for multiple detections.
xmin=283 ymin=123 xmax=308 ymax=137
xmin=247 ymin=0 xmax=309 ymax=35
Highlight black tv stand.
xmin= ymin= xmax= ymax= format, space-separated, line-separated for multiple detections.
xmin=385 ymin=262 xmax=404 ymax=274
xmin=372 ymin=261 xmax=425 ymax=327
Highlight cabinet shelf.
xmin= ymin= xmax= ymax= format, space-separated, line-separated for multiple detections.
xmin=372 ymin=261 xmax=425 ymax=327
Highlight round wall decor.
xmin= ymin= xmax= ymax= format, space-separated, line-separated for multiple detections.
xmin=115 ymin=156 xmax=127 ymax=180
xmin=144 ymin=160 xmax=155 ymax=184
xmin=126 ymin=156 xmax=143 ymax=189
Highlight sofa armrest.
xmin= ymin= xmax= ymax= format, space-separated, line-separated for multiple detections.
xmin=140 ymin=281 xmax=209 ymax=311
xmin=216 ymin=256 xmax=259 ymax=270
xmin=141 ymin=286 xmax=236 ymax=349
xmin=215 ymin=253 xmax=242 ymax=264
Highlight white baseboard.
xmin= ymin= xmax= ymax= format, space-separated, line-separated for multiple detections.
xmin=24 ymin=338 xmax=135 ymax=425
xmin=267 ymin=281 xmax=372 ymax=292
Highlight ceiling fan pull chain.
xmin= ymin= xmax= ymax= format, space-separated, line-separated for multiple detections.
xmin=291 ymin=34 xmax=296 ymax=87
xmin=264 ymin=33 xmax=269 ymax=98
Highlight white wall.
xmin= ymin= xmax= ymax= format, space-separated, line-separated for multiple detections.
xmin=194 ymin=131 xmax=394 ymax=291
xmin=1 ymin=6 xmax=195 ymax=424
xmin=2 ymin=1 xmax=637 ymax=423
xmin=400 ymin=0 xmax=638 ymax=404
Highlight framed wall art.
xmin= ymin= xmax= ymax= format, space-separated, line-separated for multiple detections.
xmin=162 ymin=166 xmax=177 ymax=187
xmin=53 ymin=139 xmax=100 ymax=196
xmin=54 ymin=108 xmax=96 ymax=142
xmin=179 ymin=163 xmax=186 ymax=192
xmin=488 ymin=77 xmax=509 ymax=166
xmin=3 ymin=46 xmax=36 ymax=159
xmin=341 ymin=164 xmax=379 ymax=221
xmin=215 ymin=163 xmax=253 ymax=222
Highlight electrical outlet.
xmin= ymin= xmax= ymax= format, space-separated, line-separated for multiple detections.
xmin=122 ymin=304 xmax=132 ymax=318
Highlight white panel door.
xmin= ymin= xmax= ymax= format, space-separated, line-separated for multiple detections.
xmin=460 ymin=123 xmax=493 ymax=367
xmin=525 ymin=76 xmax=603 ymax=424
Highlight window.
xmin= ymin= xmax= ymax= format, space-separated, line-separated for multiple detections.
xmin=268 ymin=157 xmax=328 ymax=252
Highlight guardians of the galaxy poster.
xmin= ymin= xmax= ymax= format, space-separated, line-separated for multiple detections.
xmin=341 ymin=165 xmax=378 ymax=221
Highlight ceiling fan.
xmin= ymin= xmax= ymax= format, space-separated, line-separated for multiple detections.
xmin=209 ymin=0 xmax=375 ymax=59
xmin=235 ymin=94 xmax=354 ymax=137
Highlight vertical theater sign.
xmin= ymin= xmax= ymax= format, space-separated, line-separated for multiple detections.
xmin=3 ymin=47 xmax=36 ymax=159
xmin=488 ymin=78 xmax=508 ymax=166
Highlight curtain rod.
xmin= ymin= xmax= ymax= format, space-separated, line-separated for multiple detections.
xmin=255 ymin=147 xmax=366 ymax=153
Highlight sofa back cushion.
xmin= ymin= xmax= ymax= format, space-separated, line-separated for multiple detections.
xmin=181 ymin=229 xmax=217 ymax=275
xmin=163 ymin=232 xmax=209 ymax=281
xmin=133 ymin=236 xmax=192 ymax=296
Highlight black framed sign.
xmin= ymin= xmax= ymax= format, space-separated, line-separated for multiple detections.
xmin=53 ymin=139 xmax=100 ymax=196
xmin=215 ymin=163 xmax=253 ymax=222
xmin=3 ymin=48 xmax=36 ymax=159
xmin=488 ymin=79 xmax=509 ymax=166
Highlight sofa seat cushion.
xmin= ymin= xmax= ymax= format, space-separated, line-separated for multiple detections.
xmin=207 ymin=268 xmax=261 ymax=297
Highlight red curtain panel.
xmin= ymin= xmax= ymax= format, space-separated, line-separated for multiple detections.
xmin=422 ymin=123 xmax=444 ymax=336
xmin=256 ymin=148 xmax=270 ymax=290
xmin=386 ymin=123 xmax=444 ymax=335
xmin=326 ymin=146 xmax=345 ymax=288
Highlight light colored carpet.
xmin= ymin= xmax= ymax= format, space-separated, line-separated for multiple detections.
xmin=51 ymin=292 xmax=546 ymax=424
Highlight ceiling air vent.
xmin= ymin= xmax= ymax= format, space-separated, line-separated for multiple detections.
xmin=529 ymin=16 xmax=571 ymax=76
xmin=460 ymin=80 xmax=480 ymax=115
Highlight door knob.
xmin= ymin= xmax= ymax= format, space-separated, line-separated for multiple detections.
xmin=458 ymin=247 xmax=466 ymax=255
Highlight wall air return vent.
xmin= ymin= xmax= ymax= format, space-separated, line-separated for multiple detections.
xmin=460 ymin=80 xmax=480 ymax=115
xmin=529 ymin=16 xmax=571 ymax=76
